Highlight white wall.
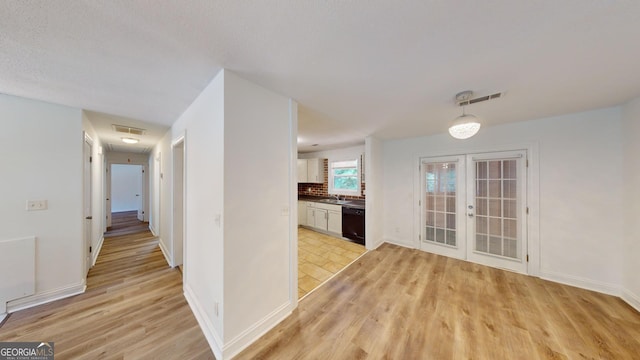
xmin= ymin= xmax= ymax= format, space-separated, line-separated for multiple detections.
xmin=170 ymin=70 xmax=226 ymax=354
xmin=365 ymin=136 xmax=384 ymax=249
xmin=383 ymin=107 xmax=624 ymax=294
xmin=81 ymin=112 xmax=105 ymax=265
xmin=622 ymin=96 xmax=640 ymax=310
xmin=299 ymin=145 xmax=364 ymax=163
xmin=0 ymin=94 xmax=85 ymax=313
xmin=222 ymin=71 xmax=293 ymax=352
xmin=159 ymin=70 xmax=295 ymax=359
xmin=150 ymin=131 xmax=173 ymax=266
xmin=111 ymin=164 xmax=142 ymax=212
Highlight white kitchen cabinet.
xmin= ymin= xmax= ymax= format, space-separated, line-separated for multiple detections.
xmin=328 ymin=209 xmax=342 ymax=234
xmin=297 ymin=159 xmax=308 ymax=183
xmin=306 ymin=207 xmax=316 ymax=228
xmin=313 ymin=208 xmax=328 ymax=230
xmin=307 ymin=207 xmax=328 ymax=230
xmin=306 ymin=158 xmax=324 ymax=183
xmin=303 ymin=201 xmax=342 ymax=235
xmin=298 ymin=201 xmax=307 ymax=226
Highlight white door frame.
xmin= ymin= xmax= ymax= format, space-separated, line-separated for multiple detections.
xmin=413 ymin=142 xmax=540 ymax=276
xmin=172 ymin=133 xmax=186 ymax=271
xmin=106 ymin=159 xmax=149 ymax=228
xmin=82 ymin=132 xmax=94 ymax=276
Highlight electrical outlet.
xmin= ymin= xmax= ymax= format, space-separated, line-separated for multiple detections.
xmin=26 ymin=200 xmax=48 ymax=211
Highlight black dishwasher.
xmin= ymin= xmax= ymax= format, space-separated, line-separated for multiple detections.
xmin=342 ymin=207 xmax=365 ymax=245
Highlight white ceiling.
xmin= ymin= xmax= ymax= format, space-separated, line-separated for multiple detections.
xmin=2 ymin=1 xmax=640 ymax=153
xmin=84 ymin=111 xmax=169 ymax=154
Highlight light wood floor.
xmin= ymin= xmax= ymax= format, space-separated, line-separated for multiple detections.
xmin=298 ymin=228 xmax=366 ymax=298
xmin=238 ymin=243 xmax=640 ymax=359
xmin=105 ymin=210 xmax=149 ymax=237
xmin=0 ymin=221 xmax=214 ymax=359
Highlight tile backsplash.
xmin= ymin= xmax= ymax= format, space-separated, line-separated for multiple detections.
xmin=297 ymin=159 xmax=365 ymax=200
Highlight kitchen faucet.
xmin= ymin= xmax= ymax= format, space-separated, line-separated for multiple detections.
xmin=334 ymin=194 xmax=341 ymax=201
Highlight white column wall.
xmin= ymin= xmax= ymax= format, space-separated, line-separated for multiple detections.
xmin=170 ymin=70 xmax=226 ymax=356
xmin=622 ymin=96 xmax=640 ymax=311
xmin=222 ymin=71 xmax=294 ymax=355
xmin=365 ymin=136 xmax=384 ymax=249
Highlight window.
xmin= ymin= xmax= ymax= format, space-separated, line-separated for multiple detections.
xmin=329 ymin=159 xmax=360 ymax=196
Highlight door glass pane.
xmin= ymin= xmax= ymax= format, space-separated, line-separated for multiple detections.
xmin=424 ymin=161 xmax=457 ymax=247
xmin=474 ymin=159 xmax=520 ymax=259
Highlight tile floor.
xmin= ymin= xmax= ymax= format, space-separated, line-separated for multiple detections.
xmin=298 ymin=227 xmax=367 ymax=298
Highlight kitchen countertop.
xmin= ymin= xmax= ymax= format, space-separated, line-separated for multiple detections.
xmin=298 ymin=195 xmax=365 ymax=210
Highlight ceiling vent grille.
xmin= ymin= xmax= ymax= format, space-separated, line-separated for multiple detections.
xmin=112 ymin=124 xmax=146 ymax=135
xmin=457 ymin=92 xmax=504 ymax=106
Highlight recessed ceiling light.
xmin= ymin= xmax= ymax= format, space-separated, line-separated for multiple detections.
xmin=122 ymin=137 xmax=139 ymax=144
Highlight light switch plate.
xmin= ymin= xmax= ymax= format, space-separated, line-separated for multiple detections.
xmin=26 ymin=200 xmax=48 ymax=211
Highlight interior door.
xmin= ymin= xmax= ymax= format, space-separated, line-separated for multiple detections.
xmin=419 ymin=150 xmax=528 ymax=274
xmin=420 ymin=156 xmax=467 ymax=259
xmin=83 ymin=138 xmax=92 ymax=275
xmin=466 ymin=151 xmax=527 ymax=273
xmin=137 ymin=165 xmax=144 ymax=221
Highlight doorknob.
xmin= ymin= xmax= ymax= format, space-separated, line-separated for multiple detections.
xmin=468 ymin=213 xmax=474 ymax=218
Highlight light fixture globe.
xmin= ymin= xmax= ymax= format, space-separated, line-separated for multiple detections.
xmin=121 ymin=137 xmax=139 ymax=144
xmin=448 ymin=113 xmax=481 ymax=139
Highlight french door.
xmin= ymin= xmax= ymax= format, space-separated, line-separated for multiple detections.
xmin=421 ymin=150 xmax=528 ymax=274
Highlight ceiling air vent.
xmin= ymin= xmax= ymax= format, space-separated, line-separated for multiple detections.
xmin=457 ymin=92 xmax=504 ymax=106
xmin=112 ymin=124 xmax=146 ymax=136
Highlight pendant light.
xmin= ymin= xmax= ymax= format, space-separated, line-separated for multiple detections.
xmin=449 ymin=91 xmax=481 ymax=140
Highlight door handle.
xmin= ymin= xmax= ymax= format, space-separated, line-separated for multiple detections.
xmin=468 ymin=213 xmax=474 ymax=218
xmin=86 ymin=216 xmax=93 ymax=220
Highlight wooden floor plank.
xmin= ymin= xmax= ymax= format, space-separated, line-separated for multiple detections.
xmin=0 ymin=213 xmax=213 ymax=360
xmin=3 ymin=213 xmax=640 ymax=359
xmin=237 ymin=243 xmax=640 ymax=359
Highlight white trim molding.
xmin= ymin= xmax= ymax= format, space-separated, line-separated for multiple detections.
xmin=183 ymin=284 xmax=223 ymax=360
xmin=92 ymin=235 xmax=104 ymax=266
xmin=539 ymin=270 xmax=620 ymax=297
xmin=622 ymin=288 xmax=640 ymax=312
xmin=157 ymin=237 xmax=173 ymax=267
xmin=7 ymin=281 xmax=86 ymax=314
xmin=222 ymin=301 xmax=293 ymax=359
xmin=383 ymin=238 xmax=416 ymax=249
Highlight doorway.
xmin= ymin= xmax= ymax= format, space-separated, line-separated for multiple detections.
xmin=110 ymin=164 xmax=144 ymax=219
xmin=172 ymin=138 xmax=185 ymax=269
xmin=420 ymin=150 xmax=528 ymax=274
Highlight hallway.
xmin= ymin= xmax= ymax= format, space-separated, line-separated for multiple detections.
xmin=0 ymin=216 xmax=214 ymax=359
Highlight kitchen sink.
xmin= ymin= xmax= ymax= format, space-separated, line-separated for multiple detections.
xmin=318 ymin=199 xmax=351 ymax=205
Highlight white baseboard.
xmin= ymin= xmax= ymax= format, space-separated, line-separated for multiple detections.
xmin=223 ymin=300 xmax=293 ymax=359
xmin=149 ymin=224 xmax=158 ymax=237
xmin=157 ymin=238 xmax=173 ymax=267
xmin=367 ymin=237 xmax=385 ymax=251
xmin=183 ymin=284 xmax=224 ymax=360
xmin=383 ymin=237 xmax=415 ymax=249
xmin=6 ymin=281 xmax=86 ymax=314
xmin=622 ymin=288 xmax=640 ymax=312
xmin=0 ymin=312 xmax=7 ymax=324
xmin=92 ymin=235 xmax=104 ymax=266
xmin=539 ymin=270 xmax=620 ymax=297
